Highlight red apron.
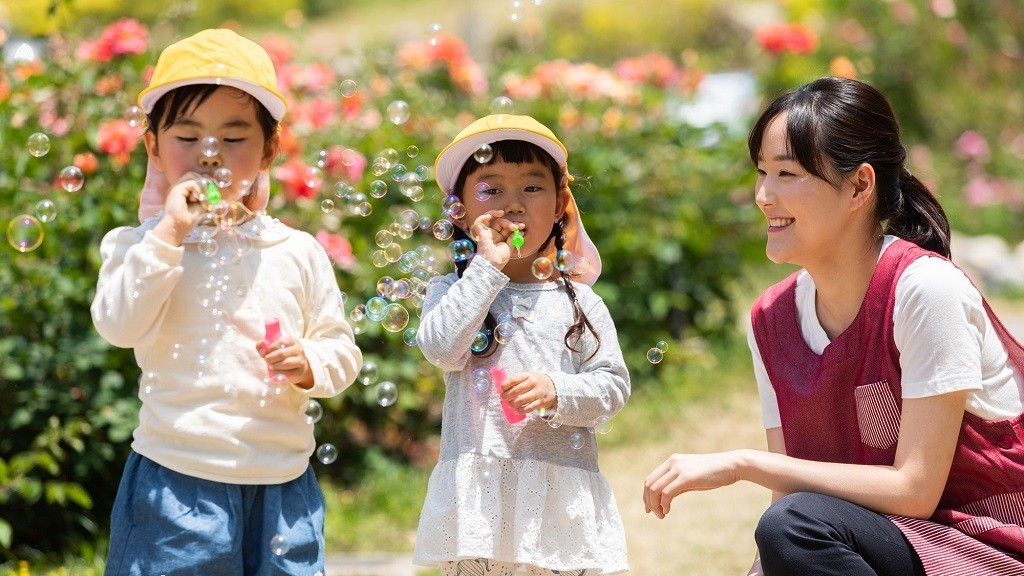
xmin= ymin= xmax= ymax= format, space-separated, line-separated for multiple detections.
xmin=751 ymin=239 xmax=1024 ymax=575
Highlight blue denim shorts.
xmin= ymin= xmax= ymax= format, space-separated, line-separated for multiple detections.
xmin=104 ymin=451 xmax=325 ymax=576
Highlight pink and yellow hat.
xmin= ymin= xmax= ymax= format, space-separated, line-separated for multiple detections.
xmin=435 ymin=114 xmax=603 ymax=285
xmin=136 ymin=29 xmax=286 ymax=222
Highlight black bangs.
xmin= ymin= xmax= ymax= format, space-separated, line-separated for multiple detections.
xmin=146 ymin=84 xmax=278 ymax=140
xmin=451 ymin=139 xmax=562 ymax=200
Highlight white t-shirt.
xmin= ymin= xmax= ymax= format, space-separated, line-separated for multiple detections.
xmin=751 ymin=236 xmax=1024 ymax=429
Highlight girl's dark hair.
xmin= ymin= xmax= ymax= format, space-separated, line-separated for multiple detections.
xmin=451 ymin=139 xmax=601 ymax=359
xmin=146 ymin=84 xmax=278 ymax=142
xmin=747 ymin=76 xmax=951 ymax=258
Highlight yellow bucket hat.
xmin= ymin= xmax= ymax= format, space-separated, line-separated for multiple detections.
xmin=435 ymin=114 xmax=603 ymax=285
xmin=138 ymin=29 xmax=287 ymax=121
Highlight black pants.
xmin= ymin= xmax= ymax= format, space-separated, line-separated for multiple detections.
xmin=755 ymin=492 xmax=926 ymax=576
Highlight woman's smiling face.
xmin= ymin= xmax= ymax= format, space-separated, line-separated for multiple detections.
xmin=754 ymin=112 xmax=854 ymax=268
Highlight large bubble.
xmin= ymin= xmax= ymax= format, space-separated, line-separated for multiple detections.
xmin=7 ymin=214 xmax=44 ymax=252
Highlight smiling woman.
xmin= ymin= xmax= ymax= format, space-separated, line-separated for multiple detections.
xmin=645 ymin=77 xmax=1024 ymax=576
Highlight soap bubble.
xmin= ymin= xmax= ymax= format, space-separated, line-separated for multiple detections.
xmin=200 ymin=136 xmax=220 ymax=158
xmin=366 ymin=296 xmax=389 ymax=322
xmin=470 ymin=331 xmax=489 ymax=352
xmin=359 ymin=360 xmax=379 ymax=385
xmin=555 ymin=249 xmax=574 ymax=272
xmin=474 ymin=182 xmax=492 ymax=202
xmin=531 ymin=257 xmax=554 ymax=280
xmin=58 ymin=165 xmax=85 ymax=192
xmin=340 ymin=79 xmax=358 ymax=97
xmin=490 ymin=96 xmax=515 ymax=114
xmin=303 ymin=167 xmax=324 ymax=190
xmin=569 ymin=432 xmax=586 ymax=450
xmin=315 ymin=443 xmax=338 ymax=464
xmin=7 ymin=214 xmax=44 ymax=252
xmin=432 ymin=219 xmax=454 ymax=240
xmin=646 ymin=347 xmax=664 ymax=364
xmin=213 ymin=167 xmax=233 ymax=189
xmin=386 ymin=100 xmax=410 ymax=125
xmin=472 ymin=368 xmax=491 ymax=394
xmin=402 ymin=327 xmax=418 ymax=347
xmin=27 ymin=133 xmax=50 ymax=157
xmin=382 ymin=303 xmax=410 ymax=332
xmin=473 ymin=144 xmax=493 ymax=164
xmin=369 ymin=179 xmax=388 ymax=199
xmin=35 ymin=199 xmax=57 ymax=223
xmin=124 ymin=105 xmax=146 ymax=127
xmin=448 ymin=239 xmax=474 ymax=262
xmin=270 ymin=534 xmax=291 ymax=556
xmin=303 ymin=400 xmax=323 ymax=424
xmin=375 ymin=381 xmax=398 ymax=407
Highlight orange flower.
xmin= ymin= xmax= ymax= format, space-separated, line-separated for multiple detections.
xmin=829 ymin=56 xmax=857 ymax=79
xmin=73 ymin=152 xmax=99 ymax=176
xmin=95 ymin=74 xmax=124 ymax=96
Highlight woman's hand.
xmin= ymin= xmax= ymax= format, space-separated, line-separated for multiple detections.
xmin=499 ymin=370 xmax=557 ymax=414
xmin=643 ymin=451 xmax=743 ymax=518
xmin=257 ymin=334 xmax=314 ymax=390
xmin=467 ymin=210 xmax=523 ymax=270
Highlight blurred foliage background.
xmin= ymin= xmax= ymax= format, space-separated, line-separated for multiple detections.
xmin=0 ymin=0 xmax=1022 ymax=571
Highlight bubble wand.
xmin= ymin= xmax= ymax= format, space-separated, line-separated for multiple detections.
xmin=510 ymin=230 xmax=524 ymax=258
xmin=204 ymin=181 xmax=222 ymax=206
xmin=264 ymin=317 xmax=281 ymax=380
xmin=489 ymin=366 xmax=526 ymax=424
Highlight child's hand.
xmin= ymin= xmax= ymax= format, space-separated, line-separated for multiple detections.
xmin=468 ymin=210 xmax=524 ymax=269
xmin=499 ymin=370 xmax=557 ymax=414
xmin=152 ymin=172 xmax=209 ymax=246
xmin=256 ymin=334 xmax=314 ymax=390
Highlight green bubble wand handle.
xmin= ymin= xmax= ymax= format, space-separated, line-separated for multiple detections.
xmin=510 ymin=229 xmax=524 ymax=257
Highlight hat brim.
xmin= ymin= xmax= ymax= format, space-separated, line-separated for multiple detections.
xmin=435 ymin=127 xmax=567 ymax=194
xmin=139 ymin=77 xmax=287 ymax=122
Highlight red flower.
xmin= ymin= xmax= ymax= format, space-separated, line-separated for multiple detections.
xmin=76 ymin=18 xmax=148 ymax=63
xmin=321 ymin=145 xmax=367 ymax=183
xmin=96 ymin=119 xmax=143 ymax=167
xmin=261 ymin=34 xmax=294 ymax=67
xmin=273 ymin=157 xmax=319 ymax=200
xmin=315 ymin=230 xmax=356 ymax=271
xmin=755 ymin=23 xmax=818 ymax=56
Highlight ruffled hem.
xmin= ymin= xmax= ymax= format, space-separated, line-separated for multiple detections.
xmin=413 ymin=452 xmax=628 ymax=574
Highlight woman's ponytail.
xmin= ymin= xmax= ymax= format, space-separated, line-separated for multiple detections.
xmin=884 ymin=167 xmax=952 ymax=258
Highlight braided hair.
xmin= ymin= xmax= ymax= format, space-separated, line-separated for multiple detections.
xmin=450 ymin=139 xmax=602 ymax=359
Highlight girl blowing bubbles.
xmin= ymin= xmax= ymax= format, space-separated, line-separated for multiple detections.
xmin=91 ymin=29 xmax=361 ymax=575
xmin=644 ymin=77 xmax=1024 ymax=576
xmin=413 ymin=115 xmax=631 ymax=575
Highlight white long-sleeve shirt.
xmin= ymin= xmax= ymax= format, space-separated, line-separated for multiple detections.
xmin=91 ymin=213 xmax=361 ymax=484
